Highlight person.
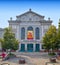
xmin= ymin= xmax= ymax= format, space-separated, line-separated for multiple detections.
xmin=1 ymin=51 xmax=7 ymax=61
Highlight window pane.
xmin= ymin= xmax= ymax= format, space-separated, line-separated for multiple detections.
xmin=21 ymin=27 xmax=25 ymax=39
xmin=35 ymin=27 xmax=40 ymax=39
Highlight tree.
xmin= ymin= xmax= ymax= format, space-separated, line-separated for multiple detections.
xmin=56 ymin=19 xmax=60 ymax=51
xmin=0 ymin=28 xmax=19 ymax=51
xmin=43 ymin=25 xmax=57 ymax=53
xmin=43 ymin=33 xmax=51 ymax=52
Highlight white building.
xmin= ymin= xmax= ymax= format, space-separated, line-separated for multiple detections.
xmin=0 ymin=9 xmax=52 ymax=52
xmin=0 ymin=28 xmax=4 ymax=50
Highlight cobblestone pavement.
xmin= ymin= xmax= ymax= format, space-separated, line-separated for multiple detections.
xmin=0 ymin=55 xmax=35 ymax=65
xmin=0 ymin=52 xmax=60 ymax=65
xmin=13 ymin=52 xmax=50 ymax=58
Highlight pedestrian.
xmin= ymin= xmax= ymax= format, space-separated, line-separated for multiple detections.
xmin=1 ymin=51 xmax=6 ymax=60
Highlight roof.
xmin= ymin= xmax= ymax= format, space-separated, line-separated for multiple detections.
xmin=16 ymin=9 xmax=44 ymax=18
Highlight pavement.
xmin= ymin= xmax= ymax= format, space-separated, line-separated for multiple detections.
xmin=0 ymin=52 xmax=60 ymax=65
xmin=13 ymin=52 xmax=50 ymax=58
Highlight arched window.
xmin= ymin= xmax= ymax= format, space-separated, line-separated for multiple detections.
xmin=35 ymin=27 xmax=40 ymax=39
xmin=27 ymin=26 xmax=33 ymax=39
xmin=21 ymin=27 xmax=25 ymax=39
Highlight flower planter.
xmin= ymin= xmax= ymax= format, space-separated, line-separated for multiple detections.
xmin=50 ymin=58 xmax=56 ymax=63
xmin=19 ymin=59 xmax=25 ymax=64
xmin=57 ymin=56 xmax=60 ymax=60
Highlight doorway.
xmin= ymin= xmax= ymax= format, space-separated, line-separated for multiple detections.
xmin=27 ymin=44 xmax=33 ymax=52
xmin=35 ymin=44 xmax=40 ymax=52
xmin=20 ymin=44 xmax=25 ymax=52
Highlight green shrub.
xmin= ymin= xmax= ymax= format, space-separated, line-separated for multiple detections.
xmin=48 ymin=52 xmax=56 ymax=56
xmin=8 ymin=53 xmax=16 ymax=58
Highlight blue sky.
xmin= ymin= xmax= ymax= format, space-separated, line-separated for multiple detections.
xmin=0 ymin=0 xmax=60 ymax=28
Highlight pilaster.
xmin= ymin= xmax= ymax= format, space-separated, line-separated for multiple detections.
xmin=33 ymin=44 xmax=35 ymax=52
xmin=25 ymin=44 xmax=27 ymax=51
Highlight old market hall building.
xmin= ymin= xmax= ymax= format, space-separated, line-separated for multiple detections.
xmin=0 ymin=9 xmax=52 ymax=52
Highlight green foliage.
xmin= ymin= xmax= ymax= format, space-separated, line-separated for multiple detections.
xmin=43 ymin=25 xmax=57 ymax=52
xmin=43 ymin=34 xmax=51 ymax=50
xmin=43 ymin=19 xmax=60 ymax=53
xmin=56 ymin=21 xmax=60 ymax=50
xmin=8 ymin=53 xmax=16 ymax=57
xmin=0 ymin=27 xmax=19 ymax=51
xmin=48 ymin=52 xmax=56 ymax=56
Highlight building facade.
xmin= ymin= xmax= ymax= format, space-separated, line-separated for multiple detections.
xmin=8 ymin=9 xmax=52 ymax=52
xmin=0 ymin=9 xmax=52 ymax=52
xmin=0 ymin=28 xmax=4 ymax=50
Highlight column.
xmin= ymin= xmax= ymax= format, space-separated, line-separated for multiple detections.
xmin=41 ymin=26 xmax=44 ymax=38
xmin=18 ymin=43 xmax=21 ymax=51
xmin=34 ymin=27 xmax=35 ymax=40
xmin=25 ymin=27 xmax=27 ymax=40
xmin=16 ymin=25 xmax=20 ymax=40
xmin=25 ymin=44 xmax=27 ymax=52
xmin=33 ymin=44 xmax=35 ymax=52
xmin=40 ymin=43 xmax=42 ymax=51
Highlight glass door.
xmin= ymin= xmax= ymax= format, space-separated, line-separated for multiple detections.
xmin=27 ymin=44 xmax=33 ymax=52
xmin=20 ymin=44 xmax=25 ymax=52
xmin=35 ymin=44 xmax=40 ymax=52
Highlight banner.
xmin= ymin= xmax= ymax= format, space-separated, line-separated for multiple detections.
xmin=27 ymin=31 xmax=33 ymax=40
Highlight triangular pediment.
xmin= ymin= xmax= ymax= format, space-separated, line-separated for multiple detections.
xmin=16 ymin=9 xmax=44 ymax=21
